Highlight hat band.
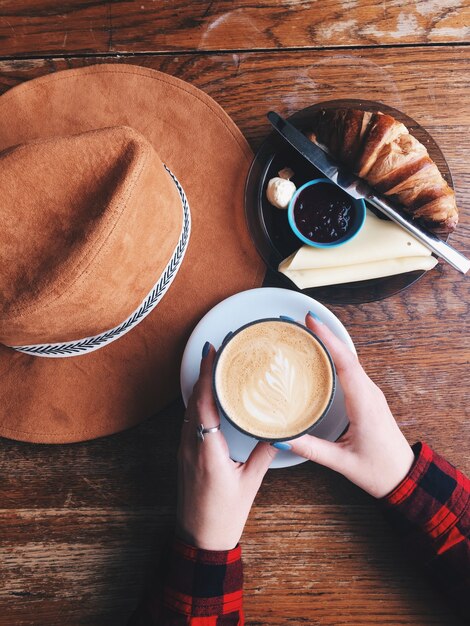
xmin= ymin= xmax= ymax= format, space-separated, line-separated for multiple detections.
xmin=9 ymin=166 xmax=191 ymax=358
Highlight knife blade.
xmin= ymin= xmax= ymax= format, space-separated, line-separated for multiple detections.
xmin=267 ymin=111 xmax=469 ymax=275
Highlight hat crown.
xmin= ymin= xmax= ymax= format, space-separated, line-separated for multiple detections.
xmin=0 ymin=126 xmax=183 ymax=345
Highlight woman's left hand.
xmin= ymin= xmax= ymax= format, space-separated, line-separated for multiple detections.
xmin=176 ymin=343 xmax=277 ymax=551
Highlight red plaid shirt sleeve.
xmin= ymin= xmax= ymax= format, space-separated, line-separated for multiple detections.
xmin=130 ymin=442 xmax=469 ymax=625
xmin=380 ymin=442 xmax=470 ymax=619
xmin=128 ymin=539 xmax=244 ymax=625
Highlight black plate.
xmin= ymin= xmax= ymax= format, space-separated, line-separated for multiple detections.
xmin=245 ymin=99 xmax=453 ymax=304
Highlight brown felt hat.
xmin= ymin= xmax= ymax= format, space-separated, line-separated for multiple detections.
xmin=0 ymin=64 xmax=264 ymax=443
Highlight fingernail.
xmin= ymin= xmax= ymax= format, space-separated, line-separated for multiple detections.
xmin=222 ymin=331 xmax=233 ymax=344
xmin=272 ymin=442 xmax=292 ymax=451
xmin=308 ymin=310 xmax=323 ymax=324
xmin=279 ymin=315 xmax=295 ymax=322
xmin=202 ymin=341 xmax=211 ymax=358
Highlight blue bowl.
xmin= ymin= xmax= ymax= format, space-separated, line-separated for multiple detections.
xmin=287 ymin=178 xmax=366 ymax=248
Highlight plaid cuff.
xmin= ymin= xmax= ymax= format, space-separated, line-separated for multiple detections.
xmin=381 ymin=442 xmax=470 ymax=549
xmin=162 ymin=539 xmax=243 ymax=617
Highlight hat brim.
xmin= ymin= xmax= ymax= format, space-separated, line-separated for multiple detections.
xmin=0 ymin=64 xmax=265 ymax=443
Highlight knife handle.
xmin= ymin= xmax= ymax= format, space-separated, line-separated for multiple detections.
xmin=366 ymin=195 xmax=470 ymax=275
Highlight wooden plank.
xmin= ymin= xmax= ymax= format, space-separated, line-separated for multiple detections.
xmin=0 ymin=1 xmax=110 ymax=56
xmin=0 ymin=1 xmax=469 ymax=57
xmin=244 ymin=507 xmax=464 ymax=625
xmin=0 ymin=507 xmax=464 ymax=626
xmin=0 ymin=507 xmax=172 ymax=626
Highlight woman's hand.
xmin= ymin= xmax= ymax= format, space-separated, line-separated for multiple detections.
xmin=176 ymin=343 xmax=277 ymax=551
xmin=286 ymin=313 xmax=415 ymax=498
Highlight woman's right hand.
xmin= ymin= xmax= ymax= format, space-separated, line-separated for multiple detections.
xmin=285 ymin=313 xmax=415 ymax=499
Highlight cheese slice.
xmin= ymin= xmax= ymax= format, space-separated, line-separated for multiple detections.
xmin=279 ymin=210 xmax=438 ymax=289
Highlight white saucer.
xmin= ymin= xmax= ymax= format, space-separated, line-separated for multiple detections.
xmin=180 ymin=287 xmax=355 ymax=469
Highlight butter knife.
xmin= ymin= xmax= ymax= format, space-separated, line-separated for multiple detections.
xmin=267 ymin=111 xmax=470 ymax=275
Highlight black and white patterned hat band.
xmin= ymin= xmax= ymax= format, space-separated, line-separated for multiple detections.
xmin=9 ymin=166 xmax=191 ymax=358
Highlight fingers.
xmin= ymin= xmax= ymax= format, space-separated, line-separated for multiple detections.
xmin=183 ymin=343 xmax=228 ymax=457
xmin=185 ymin=344 xmax=218 ymax=427
xmin=305 ymin=313 xmax=367 ymax=394
xmin=288 ymin=434 xmax=346 ymax=474
xmin=194 ymin=343 xmax=219 ymax=426
xmin=243 ymin=441 xmax=278 ymax=481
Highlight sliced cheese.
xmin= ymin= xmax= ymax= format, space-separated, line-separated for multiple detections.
xmin=279 ymin=210 xmax=438 ymax=289
xmin=280 ymin=256 xmax=437 ymax=289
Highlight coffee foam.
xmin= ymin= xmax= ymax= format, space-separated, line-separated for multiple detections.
xmin=214 ymin=321 xmax=334 ymax=439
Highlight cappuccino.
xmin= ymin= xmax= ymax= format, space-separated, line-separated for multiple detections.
xmin=213 ymin=319 xmax=335 ymax=440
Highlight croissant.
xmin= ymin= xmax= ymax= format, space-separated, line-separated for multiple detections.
xmin=306 ymin=109 xmax=458 ymax=230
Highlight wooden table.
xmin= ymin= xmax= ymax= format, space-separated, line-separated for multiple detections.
xmin=0 ymin=3 xmax=468 ymax=625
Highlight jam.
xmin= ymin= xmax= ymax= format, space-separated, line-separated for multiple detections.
xmin=293 ymin=183 xmax=356 ymax=244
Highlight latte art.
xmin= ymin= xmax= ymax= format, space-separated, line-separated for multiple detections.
xmin=214 ymin=320 xmax=334 ymax=439
xmin=242 ymin=347 xmax=315 ymax=428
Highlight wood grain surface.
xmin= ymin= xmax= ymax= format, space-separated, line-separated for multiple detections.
xmin=0 ymin=0 xmax=469 ymax=57
xmin=0 ymin=19 xmax=469 ymax=626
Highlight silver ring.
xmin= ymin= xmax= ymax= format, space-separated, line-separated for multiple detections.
xmin=183 ymin=417 xmax=190 ymax=423
xmin=196 ymin=423 xmax=221 ymax=442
